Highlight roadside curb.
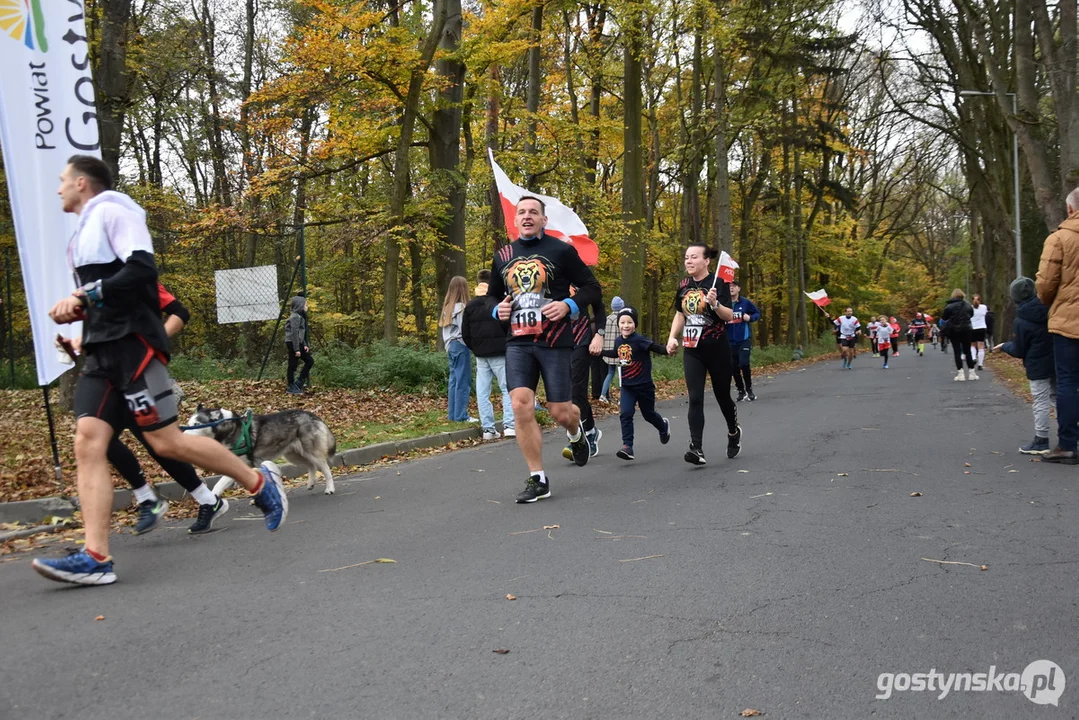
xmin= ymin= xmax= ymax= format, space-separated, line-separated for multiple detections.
xmin=0 ymin=427 xmax=482 ymax=527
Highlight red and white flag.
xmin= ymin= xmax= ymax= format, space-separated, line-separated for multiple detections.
xmin=717 ymin=251 xmax=739 ymax=283
xmin=805 ymin=289 xmax=831 ymax=307
xmin=488 ymin=149 xmax=599 ymax=266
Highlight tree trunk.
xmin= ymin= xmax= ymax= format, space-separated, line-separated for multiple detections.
xmin=429 ymin=0 xmax=466 ymax=299
xmin=621 ymin=6 xmax=645 ymax=311
xmin=384 ymin=0 xmax=448 ymax=344
xmin=90 ymin=0 xmax=134 ymax=179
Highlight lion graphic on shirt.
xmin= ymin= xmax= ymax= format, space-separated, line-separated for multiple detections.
xmin=617 ymin=343 xmax=633 ymax=366
xmin=682 ymin=289 xmax=707 ymax=316
xmin=506 ymin=258 xmax=547 ymax=297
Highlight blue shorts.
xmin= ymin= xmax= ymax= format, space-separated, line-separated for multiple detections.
xmin=505 ymin=344 xmax=573 ymax=403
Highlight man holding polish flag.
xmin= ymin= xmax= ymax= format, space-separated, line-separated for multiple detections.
xmin=488 ymin=150 xmax=599 ymax=266
xmin=805 ymin=288 xmax=831 ymax=308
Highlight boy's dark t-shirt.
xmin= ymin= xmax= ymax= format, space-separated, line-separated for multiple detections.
xmin=672 ymin=274 xmax=732 ymax=349
xmin=602 ymin=332 xmax=668 ymax=386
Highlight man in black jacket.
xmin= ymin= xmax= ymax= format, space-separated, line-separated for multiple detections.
xmin=463 ymin=270 xmax=514 ymax=440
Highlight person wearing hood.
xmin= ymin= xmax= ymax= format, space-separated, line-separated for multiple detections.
xmin=1036 ymin=186 xmax=1079 ymax=463
xmin=285 ymin=295 xmax=314 ymax=394
xmin=941 ymin=289 xmax=977 ymax=381
xmin=34 ymin=155 xmax=288 ymax=586
xmin=597 ymin=295 xmax=625 ymax=402
xmin=995 ymin=277 xmax=1054 ymax=455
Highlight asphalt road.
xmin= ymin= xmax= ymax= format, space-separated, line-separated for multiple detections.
xmin=2 ymin=346 xmax=1077 ymax=720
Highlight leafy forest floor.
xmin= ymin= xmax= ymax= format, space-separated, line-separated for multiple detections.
xmin=0 ymin=344 xmax=842 ymax=507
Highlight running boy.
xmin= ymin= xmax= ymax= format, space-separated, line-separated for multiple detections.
xmin=601 ymin=307 xmax=672 ymax=460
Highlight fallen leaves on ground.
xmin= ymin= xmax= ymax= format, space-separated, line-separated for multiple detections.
xmin=492 ymin=649 xmax=510 ymax=655
xmin=910 ymin=492 xmax=922 ymax=497
xmin=95 ymin=615 xmax=105 ymax=621
xmin=740 ymin=710 xmax=763 ymax=717
xmin=505 ymin=594 xmax=517 ymax=601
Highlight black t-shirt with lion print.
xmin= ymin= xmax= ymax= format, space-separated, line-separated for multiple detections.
xmin=673 ymin=273 xmax=733 ymax=349
xmin=487 ymin=233 xmax=600 ymax=348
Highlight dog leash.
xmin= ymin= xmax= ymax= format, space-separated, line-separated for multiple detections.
xmin=180 ymin=409 xmax=256 ymax=463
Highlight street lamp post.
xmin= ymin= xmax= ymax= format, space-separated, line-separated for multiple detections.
xmin=959 ymin=90 xmax=1022 ymax=278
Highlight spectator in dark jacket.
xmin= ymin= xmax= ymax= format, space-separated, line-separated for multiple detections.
xmin=285 ymin=295 xmax=313 ymax=394
xmin=462 ymin=271 xmax=514 ymax=440
xmin=997 ymin=277 xmax=1055 ymax=455
xmin=942 ymin=289 xmax=976 ymax=381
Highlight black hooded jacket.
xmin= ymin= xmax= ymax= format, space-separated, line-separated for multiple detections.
xmin=941 ymin=297 xmax=973 ymax=336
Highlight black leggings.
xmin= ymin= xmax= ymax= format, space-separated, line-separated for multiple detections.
xmin=950 ymin=330 xmax=975 ymax=370
xmin=684 ymin=340 xmax=739 ymax=450
xmin=107 ymin=425 xmax=203 ymax=493
xmin=286 ymin=342 xmax=314 ymax=386
xmin=570 ymin=343 xmax=595 ymax=432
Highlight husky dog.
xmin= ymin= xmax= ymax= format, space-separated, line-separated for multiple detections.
xmin=185 ymin=405 xmax=338 ymax=495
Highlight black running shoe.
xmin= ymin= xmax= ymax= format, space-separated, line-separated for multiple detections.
xmin=727 ymin=425 xmax=742 ymax=459
xmin=515 ymin=475 xmax=551 ymax=503
xmin=188 ymin=497 xmax=230 ymax=534
xmin=134 ymin=498 xmax=169 ymax=535
xmin=659 ymin=418 xmax=671 ymax=444
xmin=746 ymin=390 xmax=757 ymax=402
xmin=568 ymin=423 xmax=590 ymax=467
xmin=736 ymin=390 xmax=746 ymax=402
xmin=684 ymin=445 xmax=707 ymax=466
xmin=616 ymin=445 xmax=635 ymax=460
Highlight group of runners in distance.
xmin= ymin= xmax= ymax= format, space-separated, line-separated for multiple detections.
xmin=826 ymin=293 xmax=992 ymax=380
xmin=33 ymin=172 xmax=748 ymax=586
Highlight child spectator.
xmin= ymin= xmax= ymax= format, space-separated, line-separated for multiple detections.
xmin=285 ymin=295 xmax=313 ymax=394
xmin=996 ymin=277 xmax=1055 ymax=455
xmin=601 ymin=307 xmax=672 ymax=460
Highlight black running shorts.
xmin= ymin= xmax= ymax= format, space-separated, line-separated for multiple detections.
xmin=971 ymin=328 xmax=986 ymax=342
xmin=74 ymin=336 xmax=179 ymax=432
xmin=505 ymin=344 xmax=573 ymax=403
xmin=840 ymin=337 xmax=857 ymax=348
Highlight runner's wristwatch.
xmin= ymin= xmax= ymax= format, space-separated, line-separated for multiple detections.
xmin=77 ymin=279 xmax=104 ymax=307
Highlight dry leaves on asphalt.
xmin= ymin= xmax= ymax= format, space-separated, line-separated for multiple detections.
xmin=505 ymin=594 xmax=517 ymax=601
xmin=492 ymin=649 xmax=510 ymax=655
xmin=740 ymin=710 xmax=763 ymax=717
xmin=909 ymin=492 xmax=922 ymax=497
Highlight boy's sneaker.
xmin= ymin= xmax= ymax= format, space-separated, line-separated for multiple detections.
xmin=32 ymin=550 xmax=116 ymax=586
xmin=1019 ymin=437 xmax=1051 ymax=456
xmin=586 ymin=427 xmax=602 ymax=457
xmin=746 ymin=390 xmax=757 ymax=402
xmin=134 ymin=497 xmax=169 ymax=535
xmin=568 ymin=423 xmax=590 ymax=467
xmin=736 ymin=390 xmax=746 ymax=402
xmin=252 ymin=461 xmax=288 ymax=531
xmin=482 ymin=429 xmax=501 ymax=441
xmin=659 ymin=418 xmax=671 ymax=444
xmin=598 ymin=395 xmax=609 ymax=404
xmin=503 ymin=427 xmax=516 ymax=438
xmin=727 ymin=426 xmax=742 ymax=459
xmin=516 ymin=475 xmax=551 ymax=503
xmin=189 ymin=497 xmax=230 ymax=534
xmin=286 ymin=383 xmax=302 ymax=395
xmin=684 ymin=445 xmax=707 ymax=466
xmin=616 ymin=445 xmax=635 ymax=461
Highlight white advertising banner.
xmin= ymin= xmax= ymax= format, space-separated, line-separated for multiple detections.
xmin=0 ymin=0 xmax=100 ymax=385
xmin=215 ymin=265 xmax=280 ymax=324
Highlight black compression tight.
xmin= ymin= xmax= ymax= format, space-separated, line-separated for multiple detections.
xmin=684 ymin=342 xmax=739 ymax=450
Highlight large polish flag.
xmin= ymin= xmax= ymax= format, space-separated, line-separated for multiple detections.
xmin=488 ymin=149 xmax=599 ymax=266
xmin=805 ymin=289 xmax=831 ymax=307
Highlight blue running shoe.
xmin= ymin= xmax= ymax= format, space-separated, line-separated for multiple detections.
xmin=253 ymin=461 xmax=288 ymax=531
xmin=32 ymin=550 xmax=116 ymax=586
xmin=134 ymin=497 xmax=169 ymax=535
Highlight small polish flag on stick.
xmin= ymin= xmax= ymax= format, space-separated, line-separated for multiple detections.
xmin=805 ymin=288 xmax=831 ymax=307
xmin=714 ymin=250 xmax=739 ymax=287
xmin=488 ymin=149 xmax=599 ymax=266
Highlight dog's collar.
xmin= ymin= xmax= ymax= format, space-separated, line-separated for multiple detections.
xmin=229 ymin=409 xmax=256 ymax=462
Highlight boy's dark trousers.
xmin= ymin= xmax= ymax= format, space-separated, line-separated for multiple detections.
xmin=619 ymin=382 xmax=666 ymax=448
xmin=286 ymin=342 xmax=314 ymax=388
